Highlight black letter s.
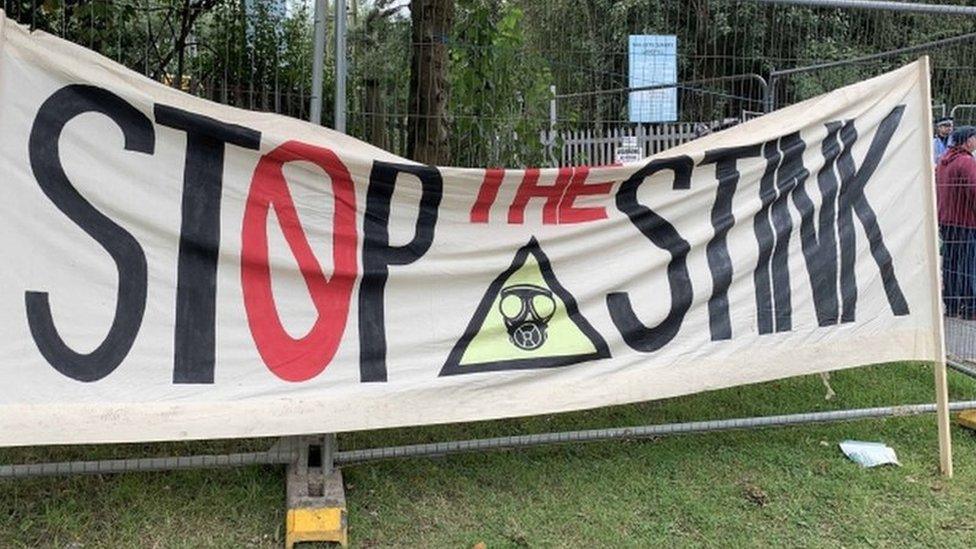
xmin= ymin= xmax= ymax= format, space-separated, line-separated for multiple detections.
xmin=26 ymin=85 xmax=154 ymax=382
xmin=607 ymin=156 xmax=694 ymax=352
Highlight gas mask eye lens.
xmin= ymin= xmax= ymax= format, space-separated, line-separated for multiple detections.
xmin=532 ymin=294 xmax=555 ymax=318
xmin=500 ymin=294 xmax=523 ymax=319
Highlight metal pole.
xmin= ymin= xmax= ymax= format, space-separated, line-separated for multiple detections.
xmin=6 ymin=400 xmax=976 ymax=479
xmin=324 ymin=0 xmax=347 ymax=468
xmin=549 ymin=85 xmax=557 ymax=133
xmin=545 ymin=85 xmax=558 ymax=167
xmin=756 ymin=0 xmax=976 ymax=16
xmin=323 ymin=433 xmax=336 ymax=475
xmin=950 ymin=104 xmax=976 ymax=120
xmin=771 ymin=31 xmax=976 ymax=78
xmin=334 ymin=0 xmax=347 ymax=133
xmin=309 ymin=0 xmax=327 ymax=124
xmin=764 ymin=74 xmax=777 ymax=113
xmin=334 ymin=400 xmax=976 ymax=466
xmin=0 ymin=447 xmax=295 ymax=479
xmin=554 ymin=73 xmax=768 ymax=101
xmin=949 ymin=359 xmax=976 ymax=380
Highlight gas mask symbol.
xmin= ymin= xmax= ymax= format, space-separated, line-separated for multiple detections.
xmin=499 ymin=284 xmax=556 ymax=351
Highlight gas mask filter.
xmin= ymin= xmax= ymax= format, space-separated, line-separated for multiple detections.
xmin=498 ymin=284 xmax=556 ymax=350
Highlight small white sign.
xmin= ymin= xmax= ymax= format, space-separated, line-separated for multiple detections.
xmin=615 ymin=136 xmax=644 ymax=164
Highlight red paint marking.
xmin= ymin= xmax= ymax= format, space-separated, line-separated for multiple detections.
xmin=241 ymin=141 xmax=358 ymax=382
xmin=507 ymin=167 xmax=573 ymax=225
xmin=558 ymin=166 xmax=613 ymax=223
xmin=469 ymin=168 xmax=505 ymax=223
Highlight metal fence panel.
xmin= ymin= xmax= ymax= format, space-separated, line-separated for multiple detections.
xmin=3 ymin=0 xmax=976 ymax=477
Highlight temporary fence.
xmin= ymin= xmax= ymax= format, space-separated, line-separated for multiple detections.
xmin=6 ymin=400 xmax=976 ymax=479
xmin=1 ymin=0 xmax=320 ymax=120
xmin=544 ymin=123 xmax=707 ymax=167
xmin=5 ymin=0 xmax=976 ymax=166
xmin=936 ymin=114 xmax=976 ymax=368
xmin=1 ymin=0 xmax=975 ymax=493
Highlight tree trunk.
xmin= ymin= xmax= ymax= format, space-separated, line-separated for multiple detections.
xmin=365 ymin=78 xmax=389 ymax=151
xmin=175 ymin=0 xmax=192 ymax=89
xmin=407 ymin=0 xmax=453 ymax=165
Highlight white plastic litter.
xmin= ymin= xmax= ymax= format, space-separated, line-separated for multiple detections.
xmin=839 ymin=440 xmax=901 ymax=468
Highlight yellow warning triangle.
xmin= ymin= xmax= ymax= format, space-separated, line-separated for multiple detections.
xmin=440 ymin=238 xmax=610 ymax=376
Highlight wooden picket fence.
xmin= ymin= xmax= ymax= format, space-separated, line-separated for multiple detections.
xmin=540 ymin=122 xmax=731 ymax=167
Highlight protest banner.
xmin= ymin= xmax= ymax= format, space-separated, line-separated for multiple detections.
xmin=0 ymin=12 xmax=946 ymax=448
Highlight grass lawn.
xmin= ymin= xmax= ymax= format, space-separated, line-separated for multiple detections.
xmin=3 ymin=362 xmax=976 ymax=547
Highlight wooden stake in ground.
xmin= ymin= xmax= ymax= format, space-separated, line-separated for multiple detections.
xmin=918 ymin=55 xmax=953 ymax=477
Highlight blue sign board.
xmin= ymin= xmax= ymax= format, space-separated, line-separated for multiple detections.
xmin=628 ymin=35 xmax=677 ymax=123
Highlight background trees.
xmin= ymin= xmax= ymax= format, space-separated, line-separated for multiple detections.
xmin=5 ymin=0 xmax=976 ymax=167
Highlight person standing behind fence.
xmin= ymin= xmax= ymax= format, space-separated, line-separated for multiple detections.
xmin=934 ymin=116 xmax=954 ymax=164
xmin=936 ymin=125 xmax=976 ymax=318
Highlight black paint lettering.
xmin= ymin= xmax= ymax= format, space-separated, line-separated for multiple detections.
xmin=752 ymin=132 xmax=807 ymax=334
xmin=700 ymin=144 xmax=761 ymax=340
xmin=26 ymin=85 xmax=154 ymax=382
xmin=607 ymin=156 xmax=694 ymax=352
xmin=835 ymin=105 xmax=909 ymax=318
xmin=154 ymin=105 xmax=261 ymax=384
xmin=360 ymin=161 xmax=443 ymax=382
xmin=837 ymin=121 xmax=859 ymax=322
xmin=792 ymin=121 xmax=843 ymax=326
xmin=754 ymin=105 xmax=907 ymax=333
xmin=770 ymin=132 xmax=808 ymax=332
xmin=753 ymin=139 xmax=780 ymax=335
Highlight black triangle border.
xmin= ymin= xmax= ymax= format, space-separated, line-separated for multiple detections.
xmin=439 ymin=237 xmax=611 ymax=376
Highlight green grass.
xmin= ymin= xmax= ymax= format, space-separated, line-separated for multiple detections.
xmin=3 ymin=362 xmax=976 ymax=547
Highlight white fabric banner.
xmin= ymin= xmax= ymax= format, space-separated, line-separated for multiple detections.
xmin=0 ymin=12 xmax=943 ymax=446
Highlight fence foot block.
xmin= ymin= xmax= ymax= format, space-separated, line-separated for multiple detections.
xmin=285 ymin=440 xmax=347 ymax=548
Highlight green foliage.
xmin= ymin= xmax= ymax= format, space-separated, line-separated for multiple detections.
xmin=346 ymin=0 xmax=411 ymax=151
xmin=7 ymin=0 xmax=321 ymax=118
xmin=449 ymin=0 xmax=551 ymax=166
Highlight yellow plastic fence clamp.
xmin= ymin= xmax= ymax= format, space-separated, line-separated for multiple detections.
xmin=285 ymin=435 xmax=348 ymax=548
